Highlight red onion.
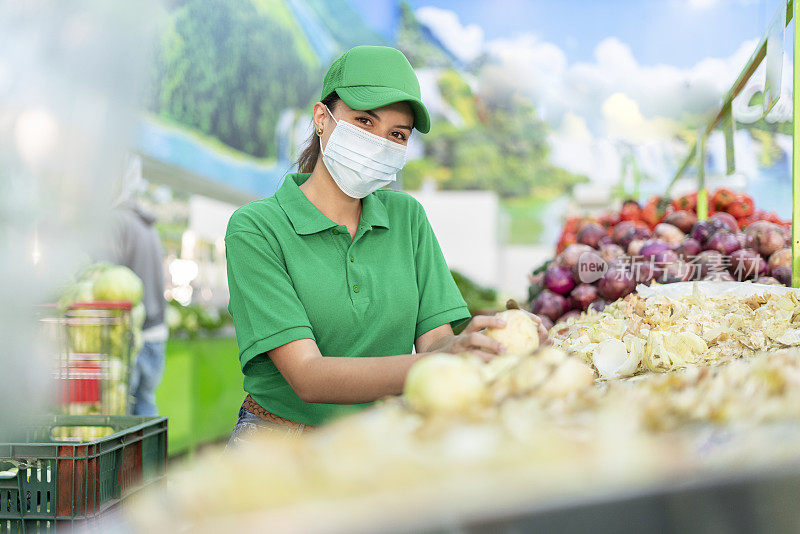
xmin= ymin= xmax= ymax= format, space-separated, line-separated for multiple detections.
xmin=746 ymin=222 xmax=786 ymax=257
xmin=569 ymin=284 xmax=599 ymax=311
xmin=612 ymin=221 xmax=636 ymax=246
xmin=588 ymin=300 xmax=607 ymax=313
xmin=556 ymin=244 xmax=594 ymax=270
xmin=616 ymin=225 xmax=652 ymax=249
xmin=559 ymin=310 xmax=582 ymax=323
xmin=537 ymin=314 xmax=554 ymax=332
xmin=657 ymin=260 xmax=691 ymax=284
xmin=599 ymin=244 xmax=625 ymax=263
xmin=627 ymin=239 xmax=647 ymax=256
xmin=631 ymin=258 xmax=655 ymax=284
xmin=544 ymin=265 xmax=576 ymax=295
xmin=756 ymin=276 xmax=781 ymax=286
xmin=532 ymin=290 xmax=568 ymax=322
xmin=598 ymin=235 xmax=614 ymax=247
xmin=709 ymin=212 xmax=739 ymax=233
xmin=597 ymin=267 xmax=636 ymax=302
xmin=771 ymin=265 xmax=792 ymax=286
xmin=691 ymin=221 xmax=715 ymax=245
xmin=729 ymin=249 xmax=767 ymax=281
xmin=705 ymin=230 xmax=741 ymax=256
xmin=571 ymin=250 xmax=606 ymax=284
xmin=639 ymin=240 xmax=671 ymax=259
xmin=653 ymin=223 xmax=685 ymax=246
xmin=703 ymin=271 xmax=735 ymax=282
xmin=577 ymin=223 xmax=607 ymax=249
xmin=663 ymin=211 xmax=697 ymax=233
xmin=674 ymin=238 xmax=701 ymax=259
xmin=736 ymin=233 xmax=747 ymax=249
xmin=696 ymin=250 xmax=725 ymax=278
xmin=768 ymin=248 xmax=791 ymax=270
xmin=527 ymin=272 xmax=545 ymax=303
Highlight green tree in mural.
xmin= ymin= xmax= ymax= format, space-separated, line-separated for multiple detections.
xmin=404 ymin=90 xmax=587 ymax=199
xmin=149 ymin=0 xmax=318 ymax=158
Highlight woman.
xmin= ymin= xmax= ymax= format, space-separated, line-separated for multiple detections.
xmin=225 ymin=46 xmax=545 ymax=445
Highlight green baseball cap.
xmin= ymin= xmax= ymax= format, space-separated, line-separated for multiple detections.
xmin=321 ymin=46 xmax=431 ymax=134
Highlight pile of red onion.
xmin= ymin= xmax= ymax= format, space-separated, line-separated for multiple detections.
xmin=529 ymin=212 xmax=792 ymax=324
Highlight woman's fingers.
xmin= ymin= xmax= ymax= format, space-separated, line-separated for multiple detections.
xmin=462 ymin=314 xmax=505 ymax=334
xmin=469 ymin=349 xmax=499 ymax=362
xmin=465 ymin=332 xmax=505 ymax=354
xmin=538 ymin=322 xmax=552 ymax=345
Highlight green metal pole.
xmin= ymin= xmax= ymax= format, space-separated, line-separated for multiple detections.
xmin=697 ymin=133 xmax=708 ymax=221
xmin=793 ymin=0 xmax=800 ymax=287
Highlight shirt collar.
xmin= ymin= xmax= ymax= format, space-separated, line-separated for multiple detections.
xmin=276 ymin=173 xmax=391 ymax=235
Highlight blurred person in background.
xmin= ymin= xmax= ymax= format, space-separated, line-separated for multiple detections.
xmin=105 ymin=154 xmax=168 ymax=416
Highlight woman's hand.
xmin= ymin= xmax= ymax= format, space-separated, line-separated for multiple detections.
xmin=518 ymin=309 xmax=551 ymax=346
xmin=423 ymin=311 xmax=550 ymax=362
xmin=428 ymin=314 xmax=507 ymax=361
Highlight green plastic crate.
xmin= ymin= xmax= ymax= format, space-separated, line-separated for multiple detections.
xmin=0 ymin=415 xmax=167 ymax=533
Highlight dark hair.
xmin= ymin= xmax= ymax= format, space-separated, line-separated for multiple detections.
xmin=296 ymin=92 xmax=340 ymax=173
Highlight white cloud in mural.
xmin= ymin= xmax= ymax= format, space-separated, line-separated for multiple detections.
xmin=416 ymin=6 xmax=786 ymax=192
xmin=601 ymin=92 xmax=680 ymax=143
xmin=415 ymin=6 xmax=484 ymax=63
xmin=483 ymin=32 xmax=765 ymax=186
xmin=481 ymin=32 xmax=760 ymax=134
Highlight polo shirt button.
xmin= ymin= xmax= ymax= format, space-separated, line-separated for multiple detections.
xmin=349 ymin=255 xmax=355 ymax=262
xmin=352 ymin=285 xmax=359 ymax=293
xmin=332 ymin=228 xmax=339 ymax=235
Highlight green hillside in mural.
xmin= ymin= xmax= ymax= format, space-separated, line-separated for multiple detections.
xmin=148 ymin=0 xmax=320 ymax=158
xmin=402 ymin=69 xmax=587 ymax=200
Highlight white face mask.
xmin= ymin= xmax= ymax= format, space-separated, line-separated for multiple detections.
xmin=319 ymin=105 xmax=407 ymax=199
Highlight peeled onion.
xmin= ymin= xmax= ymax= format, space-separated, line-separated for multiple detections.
xmin=592 ymin=338 xmax=638 ymax=378
xmin=404 ymin=354 xmax=485 ymax=415
xmin=484 ymin=309 xmax=540 ymax=355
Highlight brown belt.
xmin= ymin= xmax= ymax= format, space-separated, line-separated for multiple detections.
xmin=242 ymin=394 xmax=314 ymax=430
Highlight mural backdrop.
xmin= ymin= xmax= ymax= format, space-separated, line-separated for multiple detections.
xmin=140 ymin=0 xmax=794 ymax=246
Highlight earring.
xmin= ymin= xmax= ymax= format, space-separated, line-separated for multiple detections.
xmin=316 ymin=127 xmax=323 ymax=136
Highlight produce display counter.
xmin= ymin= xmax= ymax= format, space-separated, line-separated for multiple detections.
xmin=443 ymin=458 xmax=800 ymax=534
xmin=155 ymin=337 xmax=243 ymax=455
xmin=129 ymin=424 xmax=800 ymax=534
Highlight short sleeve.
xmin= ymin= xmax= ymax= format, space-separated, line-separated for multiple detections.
xmin=225 ymin=228 xmax=315 ymax=371
xmin=413 ymin=203 xmax=471 ymax=339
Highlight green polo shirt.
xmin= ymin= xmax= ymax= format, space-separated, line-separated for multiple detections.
xmin=225 ymin=173 xmax=470 ymax=426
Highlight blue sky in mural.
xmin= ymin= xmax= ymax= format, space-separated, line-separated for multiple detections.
xmin=351 ymin=0 xmax=786 ymax=66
